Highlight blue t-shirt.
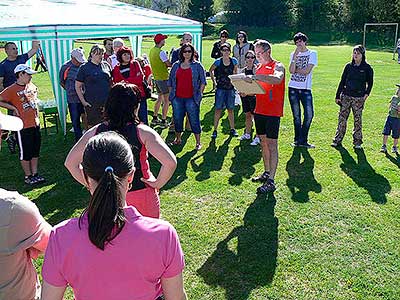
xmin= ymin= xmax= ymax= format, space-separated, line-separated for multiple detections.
xmin=59 ymin=60 xmax=81 ymax=104
xmin=0 ymin=53 xmax=29 ymax=88
xmin=75 ymin=60 xmax=111 ymax=104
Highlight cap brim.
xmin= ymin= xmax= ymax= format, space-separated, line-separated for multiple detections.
xmin=25 ymin=69 xmax=37 ymax=75
xmin=0 ymin=113 xmax=23 ymax=131
xmin=396 ymin=84 xmax=400 ymax=88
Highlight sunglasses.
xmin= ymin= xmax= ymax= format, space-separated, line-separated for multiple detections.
xmin=246 ymin=56 xmax=255 ymax=59
xmin=221 ymin=48 xmax=230 ymax=52
xmin=182 ymin=50 xmax=192 ymax=53
xmin=238 ymin=35 xmax=244 ymax=38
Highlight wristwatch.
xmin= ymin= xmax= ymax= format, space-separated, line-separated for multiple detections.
xmin=252 ymin=75 xmax=256 ymax=81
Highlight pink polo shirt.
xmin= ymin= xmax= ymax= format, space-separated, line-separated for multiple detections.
xmin=42 ymin=206 xmax=185 ymax=300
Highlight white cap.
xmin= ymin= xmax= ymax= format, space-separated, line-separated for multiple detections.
xmin=71 ymin=48 xmax=86 ymax=63
xmin=0 ymin=111 xmax=23 ymax=131
xmin=14 ymin=64 xmax=37 ymax=75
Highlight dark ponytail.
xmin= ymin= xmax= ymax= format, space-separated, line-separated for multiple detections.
xmin=79 ymin=131 xmax=134 ymax=250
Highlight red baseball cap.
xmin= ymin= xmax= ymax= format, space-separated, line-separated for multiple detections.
xmin=154 ymin=34 xmax=168 ymax=44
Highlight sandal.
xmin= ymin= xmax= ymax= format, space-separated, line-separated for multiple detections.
xmin=251 ymin=171 xmax=270 ymax=183
xmin=169 ymin=140 xmax=182 ymax=146
xmin=257 ymin=179 xmax=276 ymax=194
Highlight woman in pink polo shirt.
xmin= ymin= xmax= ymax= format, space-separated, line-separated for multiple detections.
xmin=41 ymin=131 xmax=186 ymax=300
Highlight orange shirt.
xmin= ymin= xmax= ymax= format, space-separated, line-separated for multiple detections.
xmin=254 ymin=60 xmax=285 ymax=117
xmin=0 ymin=82 xmax=39 ymax=129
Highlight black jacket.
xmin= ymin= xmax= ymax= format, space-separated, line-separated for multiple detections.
xmin=335 ymin=62 xmax=374 ymax=99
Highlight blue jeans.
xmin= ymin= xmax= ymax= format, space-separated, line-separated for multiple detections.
xmin=171 ymin=97 xmax=201 ymax=134
xmin=68 ymin=103 xmax=84 ymax=142
xmin=138 ymin=100 xmax=148 ymax=125
xmin=288 ymin=87 xmax=314 ymax=144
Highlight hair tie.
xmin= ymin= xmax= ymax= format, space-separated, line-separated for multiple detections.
xmin=105 ymin=166 xmax=114 ymax=173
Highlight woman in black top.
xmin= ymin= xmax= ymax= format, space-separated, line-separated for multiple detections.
xmin=332 ymin=45 xmax=373 ymax=149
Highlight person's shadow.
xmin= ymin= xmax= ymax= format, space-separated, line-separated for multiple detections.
xmin=197 ymin=194 xmax=278 ymax=300
xmin=163 ymin=149 xmax=197 ymax=190
xmin=229 ymin=142 xmax=262 ymax=185
xmin=337 ymin=147 xmax=391 ymax=204
xmin=191 ymin=136 xmax=232 ymax=181
xmin=285 ymin=147 xmax=322 ymax=202
xmin=385 ymin=152 xmax=400 ymax=168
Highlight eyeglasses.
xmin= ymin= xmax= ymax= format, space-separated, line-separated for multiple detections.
xmin=182 ymin=50 xmax=192 ymax=53
xmin=246 ymin=56 xmax=255 ymax=59
xmin=221 ymin=48 xmax=230 ymax=52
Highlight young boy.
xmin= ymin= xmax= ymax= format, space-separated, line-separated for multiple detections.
xmin=380 ymin=84 xmax=400 ymax=153
xmin=0 ymin=64 xmax=45 ymax=184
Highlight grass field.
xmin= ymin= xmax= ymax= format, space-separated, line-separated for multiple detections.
xmin=1 ymin=38 xmax=400 ymax=299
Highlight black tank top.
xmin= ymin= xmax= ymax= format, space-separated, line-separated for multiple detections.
xmin=96 ymin=123 xmax=151 ymax=191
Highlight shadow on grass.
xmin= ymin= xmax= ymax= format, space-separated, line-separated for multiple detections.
xmin=336 ymin=147 xmax=390 ymax=204
xmin=385 ymin=152 xmax=400 ymax=168
xmin=163 ymin=149 xmax=197 ymax=190
xmin=229 ymin=141 xmax=262 ymax=185
xmin=285 ymin=147 xmax=322 ymax=203
xmin=191 ymin=136 xmax=232 ymax=181
xmin=197 ymin=193 xmax=278 ymax=299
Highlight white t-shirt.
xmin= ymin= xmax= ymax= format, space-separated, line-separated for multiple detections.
xmin=109 ymin=54 xmax=119 ymax=69
xmin=288 ymin=49 xmax=317 ymax=90
xmin=159 ymin=50 xmax=168 ymax=62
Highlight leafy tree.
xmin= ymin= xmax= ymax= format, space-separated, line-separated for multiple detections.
xmin=187 ymin=0 xmax=214 ymax=22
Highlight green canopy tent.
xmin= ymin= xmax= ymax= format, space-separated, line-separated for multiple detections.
xmin=0 ymin=0 xmax=203 ymax=134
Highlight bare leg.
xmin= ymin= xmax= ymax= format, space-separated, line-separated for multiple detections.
xmin=227 ymin=109 xmax=235 ymax=129
xmin=245 ymin=112 xmax=253 ymax=134
xmin=194 ymin=133 xmax=201 ymax=145
xmin=394 ymin=138 xmax=398 ymax=147
xmin=153 ymin=94 xmax=163 ymax=118
xmin=161 ymin=94 xmax=169 ymax=120
xmin=383 ymin=135 xmax=388 ymax=146
xmin=213 ymin=109 xmax=223 ymax=130
xmin=259 ymin=135 xmax=270 ymax=173
xmin=20 ymin=160 xmax=32 ymax=176
xmin=174 ymin=132 xmax=182 ymax=143
xmin=30 ymin=157 xmax=39 ymax=175
xmin=266 ymin=138 xmax=278 ymax=179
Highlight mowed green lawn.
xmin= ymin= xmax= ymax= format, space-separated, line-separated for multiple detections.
xmin=0 ymin=38 xmax=399 ymax=300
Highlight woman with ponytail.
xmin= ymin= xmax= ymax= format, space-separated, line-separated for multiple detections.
xmin=65 ymin=82 xmax=177 ymax=218
xmin=41 ymin=132 xmax=186 ymax=300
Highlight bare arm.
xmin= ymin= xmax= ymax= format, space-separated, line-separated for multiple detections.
xmin=138 ymin=124 xmax=177 ymax=189
xmin=0 ymin=99 xmax=19 ymax=116
xmin=161 ymin=273 xmax=187 ymax=300
xmin=0 ymin=77 xmax=4 ymax=92
xmin=209 ymin=64 xmax=217 ymax=87
xmin=64 ymin=126 xmax=98 ymax=185
xmin=164 ymin=60 xmax=172 ymax=68
xmin=254 ymin=62 xmax=285 ymax=85
xmin=41 ymin=281 xmax=66 ymax=300
xmin=295 ymin=64 xmax=315 ymax=75
xmin=75 ymin=81 xmax=91 ymax=107
xmin=27 ymin=41 xmax=40 ymax=59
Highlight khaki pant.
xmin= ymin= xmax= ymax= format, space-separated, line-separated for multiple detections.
xmin=333 ymin=94 xmax=365 ymax=146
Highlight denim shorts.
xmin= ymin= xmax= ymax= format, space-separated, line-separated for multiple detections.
xmin=382 ymin=115 xmax=400 ymax=138
xmin=215 ymin=88 xmax=235 ymax=110
xmin=155 ymin=80 xmax=169 ymax=95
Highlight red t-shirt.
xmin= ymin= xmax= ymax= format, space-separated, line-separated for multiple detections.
xmin=143 ymin=64 xmax=152 ymax=82
xmin=0 ymin=82 xmax=39 ymax=128
xmin=254 ymin=60 xmax=285 ymax=117
xmin=176 ymin=67 xmax=193 ymax=99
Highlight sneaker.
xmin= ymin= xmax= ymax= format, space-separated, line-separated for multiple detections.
xmin=211 ymin=130 xmax=217 ymax=139
xmin=24 ymin=175 xmax=34 ymax=185
xmin=354 ymin=144 xmax=362 ymax=149
xmin=195 ymin=143 xmax=202 ymax=151
xmin=250 ymin=136 xmax=260 ymax=146
xmin=69 ymin=127 xmax=75 ymax=133
xmin=331 ymin=141 xmax=341 ymax=148
xmin=290 ymin=141 xmax=299 ymax=147
xmin=230 ymin=129 xmax=239 ymax=137
xmin=239 ymin=133 xmax=251 ymax=140
xmin=300 ymin=142 xmax=315 ymax=149
xmin=160 ymin=119 xmax=169 ymax=128
xmin=251 ymin=171 xmax=270 ymax=183
xmin=257 ymin=178 xmax=276 ymax=194
xmin=380 ymin=145 xmax=387 ymax=153
xmin=32 ymin=174 xmax=46 ymax=183
xmin=391 ymin=146 xmax=398 ymax=153
xmin=6 ymin=134 xmax=16 ymax=154
xmin=151 ymin=117 xmax=160 ymax=126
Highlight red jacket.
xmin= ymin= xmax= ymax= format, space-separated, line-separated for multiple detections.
xmin=112 ymin=61 xmax=145 ymax=97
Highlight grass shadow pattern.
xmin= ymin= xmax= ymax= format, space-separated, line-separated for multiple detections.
xmin=285 ymin=147 xmax=322 ymax=202
xmin=198 ymin=194 xmax=278 ymax=300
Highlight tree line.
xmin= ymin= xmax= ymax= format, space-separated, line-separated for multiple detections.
xmin=121 ymin=0 xmax=399 ymax=34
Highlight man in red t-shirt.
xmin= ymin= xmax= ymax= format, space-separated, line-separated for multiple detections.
xmin=243 ymin=40 xmax=285 ymax=193
xmin=0 ymin=64 xmax=45 ymax=185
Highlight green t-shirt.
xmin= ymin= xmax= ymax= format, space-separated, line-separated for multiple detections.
xmin=149 ymin=46 xmax=169 ymax=80
xmin=389 ymin=95 xmax=400 ymax=118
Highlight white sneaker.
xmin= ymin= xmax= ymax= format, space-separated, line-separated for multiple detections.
xmin=239 ymin=133 xmax=251 ymax=140
xmin=69 ymin=127 xmax=75 ymax=133
xmin=250 ymin=136 xmax=260 ymax=146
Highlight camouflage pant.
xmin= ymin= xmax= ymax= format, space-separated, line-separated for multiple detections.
xmin=333 ymin=94 xmax=365 ymax=145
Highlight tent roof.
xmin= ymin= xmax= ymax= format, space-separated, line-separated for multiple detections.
xmin=0 ymin=0 xmax=202 ymax=40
